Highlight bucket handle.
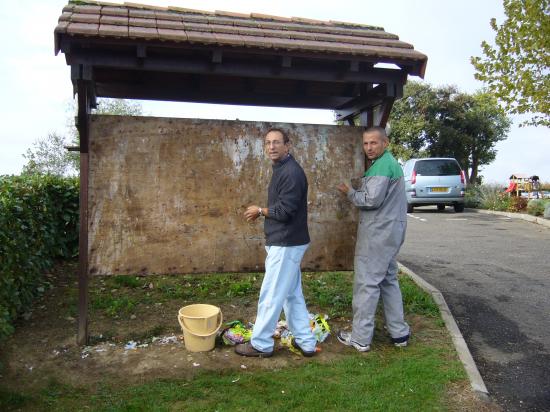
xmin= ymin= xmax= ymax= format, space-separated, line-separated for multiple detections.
xmin=178 ymin=311 xmax=223 ymax=337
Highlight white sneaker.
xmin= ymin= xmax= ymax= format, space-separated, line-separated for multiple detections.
xmin=336 ymin=331 xmax=370 ymax=352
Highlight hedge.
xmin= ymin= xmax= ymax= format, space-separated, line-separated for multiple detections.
xmin=0 ymin=174 xmax=79 ymax=341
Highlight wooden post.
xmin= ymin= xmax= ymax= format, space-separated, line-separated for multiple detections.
xmin=76 ymin=78 xmax=90 ymax=346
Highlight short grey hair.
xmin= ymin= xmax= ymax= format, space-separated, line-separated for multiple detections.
xmin=363 ymin=126 xmax=389 ymax=141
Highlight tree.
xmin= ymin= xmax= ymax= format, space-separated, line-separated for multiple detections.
xmin=23 ymin=132 xmax=78 ymax=176
xmin=389 ymin=82 xmax=511 ymax=184
xmin=471 ymin=0 xmax=550 ymax=127
xmin=23 ymin=98 xmax=143 ymax=176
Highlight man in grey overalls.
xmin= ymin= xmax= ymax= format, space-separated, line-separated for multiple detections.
xmin=336 ymin=126 xmax=410 ymax=352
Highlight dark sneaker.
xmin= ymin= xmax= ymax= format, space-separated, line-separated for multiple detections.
xmin=235 ymin=342 xmax=273 ymax=358
xmin=392 ymin=333 xmax=410 ymax=348
xmin=336 ymin=331 xmax=370 ymax=352
xmin=291 ymin=338 xmax=316 ymax=357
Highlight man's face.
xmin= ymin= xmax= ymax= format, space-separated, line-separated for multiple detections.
xmin=265 ymin=130 xmax=289 ymax=163
xmin=362 ymin=131 xmax=388 ymax=160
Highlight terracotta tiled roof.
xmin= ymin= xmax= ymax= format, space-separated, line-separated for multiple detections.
xmin=55 ymin=1 xmax=427 ymax=77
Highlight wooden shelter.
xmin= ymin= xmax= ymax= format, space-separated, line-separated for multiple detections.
xmin=54 ymin=0 xmax=427 ymax=344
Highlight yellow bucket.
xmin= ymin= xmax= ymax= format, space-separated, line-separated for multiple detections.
xmin=178 ymin=304 xmax=223 ymax=352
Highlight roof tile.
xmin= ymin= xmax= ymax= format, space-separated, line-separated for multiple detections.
xmin=71 ymin=13 xmax=101 ymax=24
xmin=128 ymin=26 xmax=158 ymax=40
xmin=99 ymin=24 xmax=129 ymax=37
xmin=168 ymin=6 xmax=213 ymax=15
xmin=156 ymin=19 xmax=185 ymax=30
xmin=212 ymin=32 xmax=246 ymax=47
xmin=207 ymin=16 xmax=237 ymax=26
xmin=184 ymin=30 xmax=218 ymax=44
xmin=59 ymin=12 xmax=72 ymax=22
xmin=73 ymin=5 xmax=101 ymax=14
xmin=256 ymin=21 xmax=285 ymax=30
xmin=100 ymin=15 xmax=128 ymax=26
xmin=207 ymin=24 xmax=240 ymax=35
xmin=54 ymin=21 xmax=69 ymax=34
xmin=129 ymin=17 xmax=157 ymax=28
xmin=250 ymin=13 xmax=292 ymax=22
xmin=66 ymin=22 xmax=99 ymax=36
xmin=181 ymin=15 xmax=210 ymax=24
xmin=215 ymin=10 xmax=249 ymax=19
xmin=155 ymin=11 xmax=183 ymax=21
xmin=157 ymin=28 xmax=188 ymax=42
xmin=291 ymin=17 xmax=325 ymax=25
xmin=55 ymin=0 xmax=426 ymax=74
xmin=237 ymin=35 xmax=273 ymax=48
xmin=183 ymin=22 xmax=212 ymax=33
xmin=129 ymin=9 xmax=156 ymax=18
xmin=124 ymin=2 xmax=166 ymax=11
xmin=101 ymin=6 xmax=128 ymax=16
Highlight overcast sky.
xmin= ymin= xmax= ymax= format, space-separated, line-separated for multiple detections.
xmin=1 ymin=0 xmax=547 ymax=183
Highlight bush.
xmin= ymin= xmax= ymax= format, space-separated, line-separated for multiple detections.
xmin=476 ymin=184 xmax=511 ymax=211
xmin=526 ymin=199 xmax=550 ymax=217
xmin=464 ymin=185 xmax=482 ymax=208
xmin=0 ymin=174 xmax=79 ymax=341
xmin=508 ymin=196 xmax=528 ymax=213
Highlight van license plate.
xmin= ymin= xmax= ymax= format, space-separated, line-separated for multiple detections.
xmin=431 ymin=187 xmax=448 ymax=192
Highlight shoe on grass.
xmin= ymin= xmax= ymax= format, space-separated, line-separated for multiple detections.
xmin=291 ymin=338 xmax=316 ymax=357
xmin=336 ymin=331 xmax=370 ymax=352
xmin=235 ymin=342 xmax=273 ymax=358
xmin=392 ymin=333 xmax=410 ymax=348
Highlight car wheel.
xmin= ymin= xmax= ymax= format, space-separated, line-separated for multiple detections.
xmin=407 ymin=204 xmax=414 ymax=213
xmin=437 ymin=204 xmax=445 ymax=211
xmin=454 ymin=203 xmax=465 ymax=213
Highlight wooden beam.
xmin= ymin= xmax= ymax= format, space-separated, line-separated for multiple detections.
xmin=137 ymin=45 xmax=147 ymax=58
xmin=95 ymin=81 xmax=349 ymax=109
xmin=373 ymin=97 xmax=396 ymax=127
xmin=334 ymin=84 xmax=389 ymax=121
xmin=66 ymin=49 xmax=407 ymax=85
xmin=282 ymin=56 xmax=292 ymax=68
xmin=212 ymin=50 xmax=223 ymax=64
xmin=59 ymin=36 xmax=426 ymax=77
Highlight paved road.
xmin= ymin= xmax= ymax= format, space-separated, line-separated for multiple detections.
xmin=398 ymin=209 xmax=550 ymax=412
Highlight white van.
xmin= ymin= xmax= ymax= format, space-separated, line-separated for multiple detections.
xmin=402 ymin=158 xmax=465 ymax=213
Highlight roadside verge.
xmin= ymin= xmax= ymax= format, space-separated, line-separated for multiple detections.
xmin=398 ymin=263 xmax=490 ymax=399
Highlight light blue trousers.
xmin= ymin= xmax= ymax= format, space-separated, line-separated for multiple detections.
xmin=250 ymin=244 xmax=317 ymax=353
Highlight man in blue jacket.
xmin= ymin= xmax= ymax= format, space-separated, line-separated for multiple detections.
xmin=235 ymin=128 xmax=317 ymax=358
xmin=336 ymin=126 xmax=410 ymax=352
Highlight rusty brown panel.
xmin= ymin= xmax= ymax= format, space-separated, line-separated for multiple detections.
xmin=88 ymin=116 xmax=363 ymax=275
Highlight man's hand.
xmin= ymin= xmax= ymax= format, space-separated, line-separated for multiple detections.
xmin=337 ymin=183 xmax=350 ymax=194
xmin=244 ymin=205 xmax=262 ymax=222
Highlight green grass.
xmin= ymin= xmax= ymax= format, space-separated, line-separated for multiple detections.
xmin=91 ymin=295 xmax=137 ymax=318
xmin=112 ymin=275 xmax=142 ymax=288
xmin=0 ymin=269 xmax=468 ymax=411
xmin=1 ymin=345 xmax=464 ymax=411
xmin=303 ymin=272 xmax=352 ymax=317
xmin=400 ymin=276 xmax=440 ymax=318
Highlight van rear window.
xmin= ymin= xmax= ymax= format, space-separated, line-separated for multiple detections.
xmin=414 ymin=160 xmax=461 ymax=176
